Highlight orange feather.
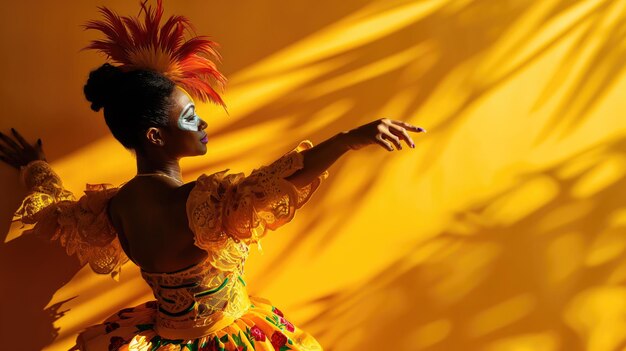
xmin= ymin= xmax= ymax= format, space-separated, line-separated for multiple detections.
xmin=82 ymin=0 xmax=227 ymax=109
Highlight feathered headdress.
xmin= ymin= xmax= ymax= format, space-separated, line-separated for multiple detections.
xmin=82 ymin=0 xmax=227 ymax=109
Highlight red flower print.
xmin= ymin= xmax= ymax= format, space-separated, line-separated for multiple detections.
xmin=280 ymin=317 xmax=295 ymax=332
xmin=108 ymin=336 xmax=126 ymax=351
xmin=271 ymin=331 xmax=288 ymax=348
xmin=250 ymin=326 xmax=266 ymax=341
xmin=272 ymin=306 xmax=284 ymax=317
xmin=105 ymin=322 xmax=120 ymax=333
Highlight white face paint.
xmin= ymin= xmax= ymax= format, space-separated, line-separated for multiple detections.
xmin=177 ymin=102 xmax=200 ymax=131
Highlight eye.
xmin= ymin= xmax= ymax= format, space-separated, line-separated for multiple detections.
xmin=185 ymin=114 xmax=196 ymax=122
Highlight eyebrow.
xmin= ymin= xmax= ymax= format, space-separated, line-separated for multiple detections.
xmin=180 ymin=104 xmax=195 ymax=117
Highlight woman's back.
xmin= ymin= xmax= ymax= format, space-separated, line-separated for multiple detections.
xmin=108 ymin=177 xmax=208 ymax=273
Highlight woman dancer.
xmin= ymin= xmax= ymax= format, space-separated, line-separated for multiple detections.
xmin=0 ymin=1 xmax=425 ymax=350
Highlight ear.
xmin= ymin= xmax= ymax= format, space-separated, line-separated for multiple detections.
xmin=145 ymin=127 xmax=165 ymax=146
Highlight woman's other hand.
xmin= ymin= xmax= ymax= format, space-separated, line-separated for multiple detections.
xmin=342 ymin=118 xmax=426 ymax=151
xmin=0 ymin=128 xmax=47 ymax=170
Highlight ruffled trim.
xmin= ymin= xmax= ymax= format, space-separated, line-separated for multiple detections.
xmin=186 ymin=140 xmax=328 ymax=259
xmin=12 ymin=160 xmax=128 ymax=279
xmin=72 ymin=296 xmax=322 ymax=351
xmin=13 ymin=159 xmax=75 ymax=224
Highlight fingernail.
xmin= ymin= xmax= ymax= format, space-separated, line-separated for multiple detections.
xmin=417 ymin=127 xmax=424 ymax=132
xmin=411 ymin=143 xmax=415 ymax=148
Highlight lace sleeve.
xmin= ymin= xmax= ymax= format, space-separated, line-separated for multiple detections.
xmin=12 ymin=160 xmax=129 ymax=279
xmin=13 ymin=159 xmax=75 ymax=223
xmin=186 ymin=140 xmax=329 ymax=252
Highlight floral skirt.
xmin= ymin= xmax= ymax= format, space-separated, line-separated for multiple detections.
xmin=70 ymin=295 xmax=322 ymax=351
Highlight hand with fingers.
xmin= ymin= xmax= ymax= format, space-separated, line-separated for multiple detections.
xmin=342 ymin=118 xmax=426 ymax=152
xmin=0 ymin=128 xmax=47 ymax=170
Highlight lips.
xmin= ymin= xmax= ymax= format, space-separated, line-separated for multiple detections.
xmin=200 ymin=134 xmax=208 ymax=143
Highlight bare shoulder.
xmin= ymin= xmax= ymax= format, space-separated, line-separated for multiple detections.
xmin=107 ymin=178 xmax=206 ymax=272
xmin=107 ymin=178 xmax=198 ymax=226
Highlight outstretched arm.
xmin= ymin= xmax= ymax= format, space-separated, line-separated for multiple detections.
xmin=285 ymin=118 xmax=426 ymax=188
xmin=0 ymin=128 xmax=127 ymax=278
xmin=0 ymin=129 xmax=75 ymax=223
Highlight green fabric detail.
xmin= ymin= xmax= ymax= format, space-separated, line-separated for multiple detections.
xmin=159 ymin=301 xmax=196 ymax=317
xmin=161 ymin=338 xmax=183 ymax=345
xmin=161 ymin=296 xmax=176 ymax=304
xmin=150 ymin=335 xmax=162 ymax=351
xmin=238 ymin=275 xmax=247 ymax=286
xmin=288 ymin=338 xmax=293 ymax=345
xmin=232 ymin=331 xmax=245 ymax=346
xmin=213 ymin=335 xmax=226 ymax=351
xmin=244 ymin=326 xmax=255 ymax=349
xmin=220 ymin=334 xmax=230 ymax=343
xmin=184 ymin=341 xmax=198 ymax=351
xmin=157 ymin=290 xmax=176 ymax=303
xmin=194 ymin=277 xmax=230 ymax=297
xmin=265 ymin=316 xmax=276 ymax=326
xmin=279 ymin=346 xmax=291 ymax=351
xmin=265 ymin=315 xmax=284 ymax=330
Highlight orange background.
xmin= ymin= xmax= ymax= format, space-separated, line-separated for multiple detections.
xmin=1 ymin=0 xmax=625 ymax=350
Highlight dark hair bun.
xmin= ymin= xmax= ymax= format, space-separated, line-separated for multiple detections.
xmin=83 ymin=63 xmax=124 ymax=112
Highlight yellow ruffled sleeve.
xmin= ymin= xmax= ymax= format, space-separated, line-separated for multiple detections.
xmin=12 ymin=160 xmax=129 ymax=279
xmin=186 ymin=140 xmax=329 ymax=253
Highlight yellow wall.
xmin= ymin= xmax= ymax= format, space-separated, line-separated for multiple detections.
xmin=1 ymin=0 xmax=625 ymax=350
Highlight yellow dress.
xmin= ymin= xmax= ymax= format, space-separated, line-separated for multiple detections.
xmin=12 ymin=140 xmax=328 ymax=351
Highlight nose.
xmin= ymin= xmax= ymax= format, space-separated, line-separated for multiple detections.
xmin=198 ymin=118 xmax=208 ymax=131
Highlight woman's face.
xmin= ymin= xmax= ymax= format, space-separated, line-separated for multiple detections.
xmin=162 ymin=86 xmax=209 ymax=157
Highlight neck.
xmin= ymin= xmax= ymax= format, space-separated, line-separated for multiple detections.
xmin=136 ymin=154 xmax=182 ymax=180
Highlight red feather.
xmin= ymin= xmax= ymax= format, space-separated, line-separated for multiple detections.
xmin=81 ymin=0 xmax=227 ymax=109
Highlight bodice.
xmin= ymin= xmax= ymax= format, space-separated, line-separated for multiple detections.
xmin=140 ymin=239 xmax=252 ymax=334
